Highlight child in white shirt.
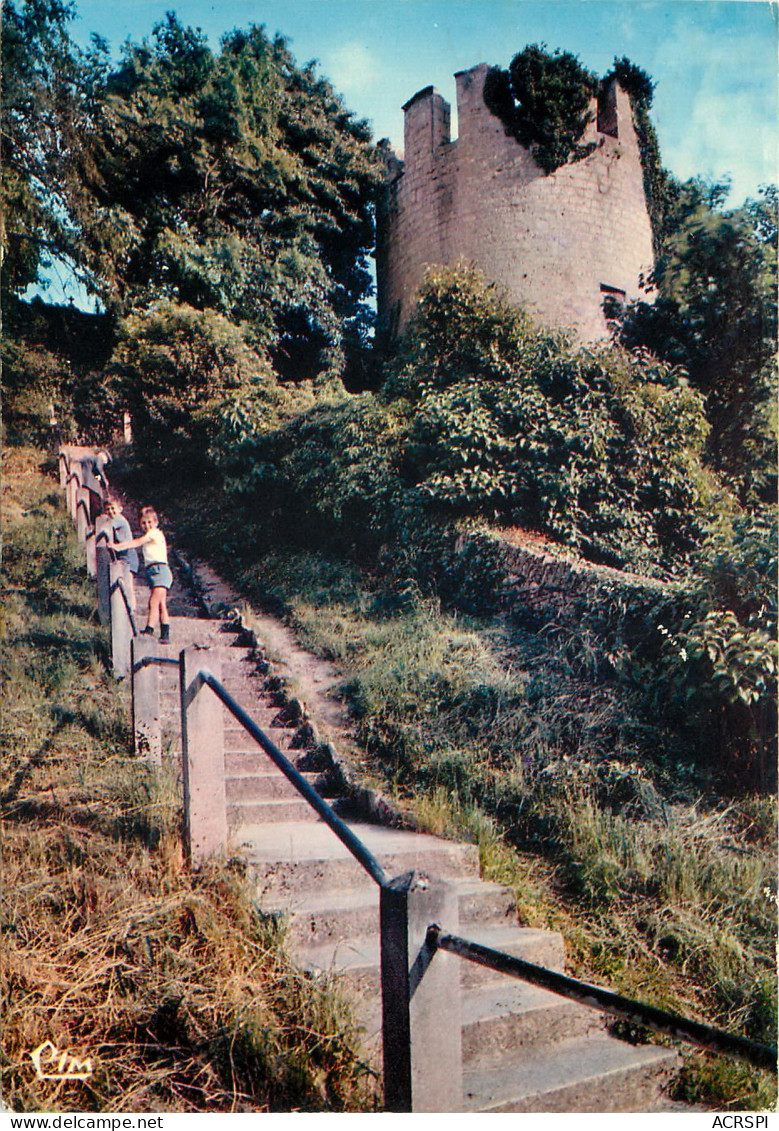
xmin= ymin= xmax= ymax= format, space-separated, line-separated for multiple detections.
xmin=111 ymin=506 xmax=172 ymax=643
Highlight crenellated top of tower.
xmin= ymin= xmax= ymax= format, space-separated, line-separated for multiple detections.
xmin=397 ymin=63 xmax=634 ymax=174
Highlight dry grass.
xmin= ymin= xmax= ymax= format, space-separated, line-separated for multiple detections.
xmin=1 ymin=447 xmax=374 ymax=1113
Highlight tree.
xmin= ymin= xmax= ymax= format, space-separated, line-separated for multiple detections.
xmin=75 ymin=17 xmax=382 ymax=385
xmin=1 ymin=0 xmax=87 ymax=296
xmin=619 ymin=181 xmax=778 ymax=501
xmin=483 ymin=45 xmax=599 ymax=173
xmin=107 ymin=301 xmax=279 ymax=477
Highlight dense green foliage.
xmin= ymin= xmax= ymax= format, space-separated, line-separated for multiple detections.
xmin=619 ymin=182 xmax=778 ymax=500
xmin=2 ymin=1 xmax=382 ymax=387
xmin=483 ymin=45 xmax=598 ymax=173
xmin=78 ymin=15 xmax=381 ymax=382
xmin=179 ymin=265 xmax=715 ymax=574
xmin=383 ymin=267 xmax=715 ymax=573
xmin=644 ymin=507 xmax=778 ymax=788
xmin=1 ymin=297 xmax=115 ymax=445
xmin=107 ymin=302 xmax=288 ymax=476
xmin=1 ymin=0 xmax=86 ymax=292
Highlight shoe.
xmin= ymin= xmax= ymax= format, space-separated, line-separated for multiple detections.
xmin=159 ymin=624 xmax=170 ymax=644
xmin=142 ymin=626 xmax=154 ymax=636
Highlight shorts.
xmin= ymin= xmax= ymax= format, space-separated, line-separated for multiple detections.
xmin=145 ymin=563 xmax=173 ymax=590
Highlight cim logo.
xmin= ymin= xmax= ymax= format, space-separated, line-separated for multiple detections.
xmin=29 ymin=1041 xmax=93 ymax=1082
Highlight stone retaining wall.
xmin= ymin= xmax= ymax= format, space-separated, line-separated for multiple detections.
xmin=456 ymin=529 xmax=673 ymax=617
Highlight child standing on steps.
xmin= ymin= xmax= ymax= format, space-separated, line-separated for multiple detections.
xmin=104 ymin=496 xmax=139 ymax=575
xmin=111 ymin=506 xmax=172 ymax=643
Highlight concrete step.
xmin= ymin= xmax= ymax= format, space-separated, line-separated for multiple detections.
xmin=229 ymin=799 xmax=321 ymax=825
xmin=145 ymin=617 xmax=225 ymax=646
xmin=243 ymin=820 xmax=481 ymax=901
xmin=297 ymin=923 xmax=566 ymax=995
xmin=460 ymin=981 xmax=605 ymax=1067
xmin=224 ymin=725 xmax=295 ymax=751
xmin=463 ymin=1036 xmax=678 ymax=1112
xmin=268 ymin=877 xmax=517 ymax=949
xmin=341 ymin=967 xmax=608 ymax=1079
xmin=224 ymin=749 xmax=300 ymax=776
xmin=225 ymin=770 xmax=322 ymax=802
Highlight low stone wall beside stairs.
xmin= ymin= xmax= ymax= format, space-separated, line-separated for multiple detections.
xmin=453 ymin=527 xmax=675 ymax=618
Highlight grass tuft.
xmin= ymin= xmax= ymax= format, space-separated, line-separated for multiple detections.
xmin=1 ymin=448 xmax=374 ymax=1113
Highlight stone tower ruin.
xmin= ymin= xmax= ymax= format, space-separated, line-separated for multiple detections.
xmin=376 ymin=63 xmax=655 ymax=342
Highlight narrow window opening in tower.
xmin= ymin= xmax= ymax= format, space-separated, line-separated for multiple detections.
xmin=597 ymin=84 xmax=619 ymax=138
xmin=600 ymin=284 xmax=626 ymax=327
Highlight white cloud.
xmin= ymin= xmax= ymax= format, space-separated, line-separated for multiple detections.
xmin=648 ymin=15 xmax=777 ymax=203
xmin=324 ymin=42 xmax=380 ymax=98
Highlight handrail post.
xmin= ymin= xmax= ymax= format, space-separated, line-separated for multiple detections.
xmin=180 ymin=648 xmax=227 ymax=864
xmin=66 ymin=458 xmax=82 ymax=521
xmin=380 ymin=871 xmax=462 ymax=1112
xmin=109 ymin=559 xmax=134 ymax=679
xmin=85 ymin=527 xmax=97 ymax=577
xmin=58 ymin=446 xmax=69 ymax=490
xmin=76 ymin=483 xmax=91 ymax=544
xmin=95 ymin=518 xmax=111 ymax=624
xmin=131 ymin=637 xmax=162 ymax=765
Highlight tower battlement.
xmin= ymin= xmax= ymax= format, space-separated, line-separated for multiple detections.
xmin=376 ymin=63 xmax=655 ymax=342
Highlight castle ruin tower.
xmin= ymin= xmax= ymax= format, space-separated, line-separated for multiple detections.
xmin=376 ymin=63 xmax=655 ymax=342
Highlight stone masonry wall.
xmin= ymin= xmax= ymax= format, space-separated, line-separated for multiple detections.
xmin=376 ymin=63 xmax=655 ymax=342
xmin=454 ymin=528 xmax=673 ymax=618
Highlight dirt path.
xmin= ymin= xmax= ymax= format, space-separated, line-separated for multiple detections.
xmin=171 ymin=556 xmax=362 ymax=758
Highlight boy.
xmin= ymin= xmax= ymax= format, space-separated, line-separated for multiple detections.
xmin=111 ymin=506 xmax=172 ymax=643
xmin=103 ymin=496 xmax=139 ymax=575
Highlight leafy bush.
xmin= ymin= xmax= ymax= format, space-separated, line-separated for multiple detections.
xmin=483 ymin=45 xmax=598 ymax=173
xmin=619 ymin=182 xmax=778 ymax=498
xmin=639 ymin=506 xmax=778 ymax=787
xmin=384 ymin=265 xmax=715 ymax=574
xmin=108 ymin=302 xmax=280 ymax=477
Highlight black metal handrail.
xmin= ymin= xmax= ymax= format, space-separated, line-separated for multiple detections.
xmin=427 ymin=927 xmax=778 ymax=1074
xmin=196 ymin=669 xmax=389 ymax=889
xmin=133 ymin=654 xmax=180 ymax=671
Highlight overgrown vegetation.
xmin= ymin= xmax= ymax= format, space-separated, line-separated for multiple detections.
xmin=3 ymin=4 xmax=776 ymax=1112
xmin=619 ymin=181 xmax=778 ymax=499
xmin=483 ymin=45 xmax=599 ymax=173
xmin=0 ymin=448 xmax=374 ymax=1112
xmin=481 ymin=43 xmax=676 ymax=252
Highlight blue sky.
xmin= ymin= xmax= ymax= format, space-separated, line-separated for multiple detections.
xmin=67 ymin=0 xmax=776 ymax=205
xmin=34 ymin=1 xmax=778 ymax=306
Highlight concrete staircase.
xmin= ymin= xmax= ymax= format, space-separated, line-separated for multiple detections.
xmin=127 ymin=526 xmax=679 ymax=1112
